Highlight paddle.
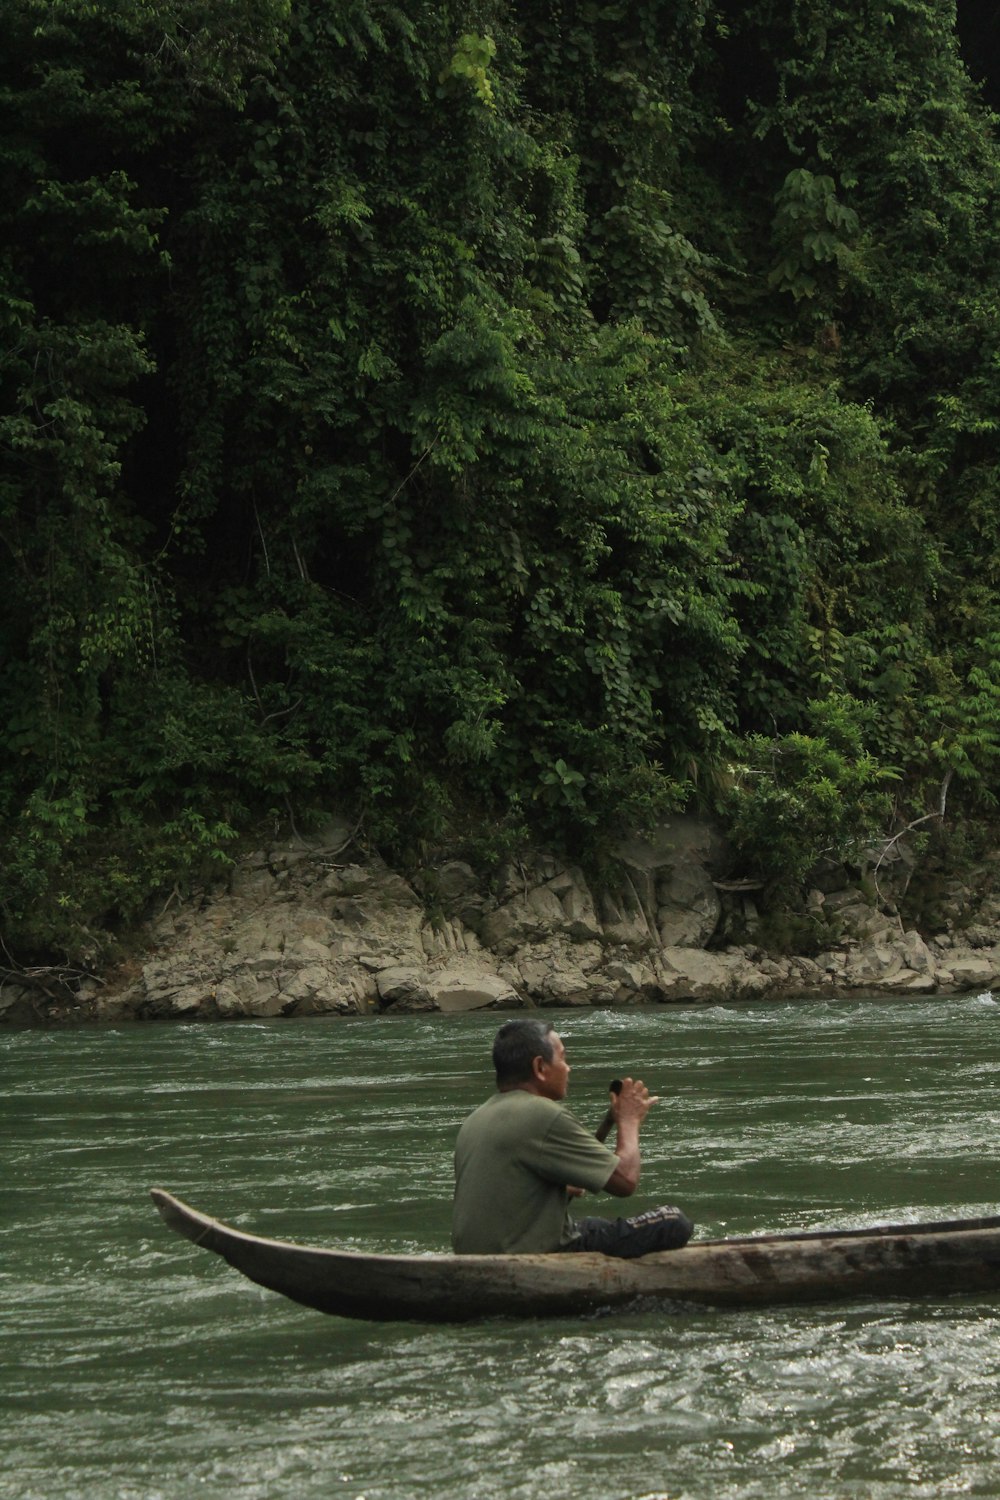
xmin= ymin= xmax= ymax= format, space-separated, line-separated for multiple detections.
xmin=595 ymin=1078 xmax=622 ymax=1142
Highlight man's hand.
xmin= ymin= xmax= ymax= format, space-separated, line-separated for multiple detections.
xmin=604 ymin=1075 xmax=658 ymax=1197
xmin=612 ymin=1076 xmax=660 ymax=1125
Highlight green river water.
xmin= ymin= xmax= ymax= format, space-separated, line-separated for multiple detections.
xmin=5 ymin=997 xmax=1000 ymax=1499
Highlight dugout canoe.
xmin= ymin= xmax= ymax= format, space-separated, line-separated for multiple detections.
xmin=150 ymin=1189 xmax=1000 ymax=1322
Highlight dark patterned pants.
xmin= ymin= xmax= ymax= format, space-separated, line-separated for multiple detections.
xmin=563 ymin=1204 xmax=695 ymax=1258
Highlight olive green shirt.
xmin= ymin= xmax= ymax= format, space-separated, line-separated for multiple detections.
xmin=452 ymin=1090 xmax=619 ymax=1254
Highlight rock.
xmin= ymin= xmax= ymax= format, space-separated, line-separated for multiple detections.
xmin=604 ymin=960 xmax=645 ymax=990
xmin=656 ymin=864 xmax=721 ymax=948
xmin=168 ymin=987 xmax=213 ymax=1016
xmin=215 ymin=978 xmax=288 ymax=1018
xmin=426 ymin=972 xmax=521 ymax=1013
xmin=95 ymin=989 xmax=141 ymax=1022
xmin=243 ymin=952 xmax=287 ymax=975
xmin=880 ymin=969 xmax=938 ymax=993
xmin=654 ymin=947 xmax=775 ymax=1002
xmin=842 ymin=944 xmax=902 ymax=987
xmin=291 ymin=986 xmax=365 ymax=1016
xmin=416 ymin=861 xmax=486 ymax=930
xmin=420 ymin=917 xmax=481 ymax=957
xmin=228 ymin=865 xmax=278 ymax=901
xmin=0 ymin=982 xmax=35 ymax=1023
xmin=944 ymin=954 xmax=997 ymax=990
xmin=899 ymin=929 xmax=936 ymax=975
xmin=823 ymin=890 xmax=870 ymax=913
xmin=740 ymin=897 xmax=761 ymax=937
xmin=376 ymin=872 xmax=425 ymax=909
xmin=598 ymin=880 xmax=652 ymax=947
xmin=540 ymin=973 xmax=600 ymax=1005
xmin=275 ymin=965 xmax=332 ymax=1008
xmin=325 ymin=864 xmax=373 ymax=896
xmin=527 ymin=886 xmax=566 ymax=925
xmin=960 ymin=924 xmax=999 ymax=949
xmin=375 ymin=967 xmax=432 ymax=1010
xmin=830 ymin=904 xmax=901 ymax=944
xmin=478 ymin=886 xmax=563 ymax=951
xmin=20 ymin=812 xmax=1000 ymax=1028
xmin=558 ymin=875 xmax=603 ymax=941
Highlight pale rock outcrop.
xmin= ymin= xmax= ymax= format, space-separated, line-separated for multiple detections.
xmin=427 ymin=972 xmax=522 ymax=1013
xmin=654 ymin=946 xmax=775 ymax=1001
xmin=111 ymin=824 xmax=1000 ymax=1018
xmin=375 ymin=967 xmax=433 ymax=1010
xmin=375 ymin=964 xmax=520 ymax=1013
xmin=213 ymin=976 xmax=288 ymax=1018
xmin=940 ymin=953 xmax=998 ymax=989
xmin=656 ymin=866 xmax=722 ymax=948
xmin=597 ymin=880 xmax=653 ymax=947
xmin=12 ymin=810 xmax=1000 ymax=1024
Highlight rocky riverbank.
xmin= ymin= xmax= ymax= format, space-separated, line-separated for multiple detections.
xmin=3 ymin=814 xmax=999 ymax=1026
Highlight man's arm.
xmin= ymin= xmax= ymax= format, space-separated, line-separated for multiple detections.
xmin=603 ymin=1077 xmax=656 ymax=1197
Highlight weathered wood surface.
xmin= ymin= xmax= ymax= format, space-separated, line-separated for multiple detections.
xmin=150 ymin=1188 xmax=1000 ymax=1323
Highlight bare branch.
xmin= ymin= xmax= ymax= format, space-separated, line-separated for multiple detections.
xmin=871 ymin=768 xmax=954 ymax=905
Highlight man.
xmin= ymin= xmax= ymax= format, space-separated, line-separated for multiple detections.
xmin=452 ymin=1018 xmax=694 ymax=1257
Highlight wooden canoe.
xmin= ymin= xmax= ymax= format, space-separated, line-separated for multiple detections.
xmin=150 ymin=1189 xmax=1000 ymax=1322
xmin=148 ymin=1188 xmax=1000 ymax=1320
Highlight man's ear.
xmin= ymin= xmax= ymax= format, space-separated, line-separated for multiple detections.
xmin=531 ymin=1053 xmax=547 ymax=1081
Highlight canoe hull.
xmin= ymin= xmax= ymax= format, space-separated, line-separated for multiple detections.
xmin=150 ymin=1190 xmax=1000 ymax=1322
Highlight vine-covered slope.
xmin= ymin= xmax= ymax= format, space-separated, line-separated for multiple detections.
xmin=2 ymin=1 xmax=998 ymax=959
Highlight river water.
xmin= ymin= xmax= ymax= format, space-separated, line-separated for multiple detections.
xmin=5 ymin=997 xmax=1000 ymax=1499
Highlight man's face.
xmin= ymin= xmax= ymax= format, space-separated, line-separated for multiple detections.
xmin=536 ymin=1031 xmax=571 ymax=1101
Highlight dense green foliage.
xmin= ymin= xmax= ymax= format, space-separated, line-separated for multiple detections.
xmin=2 ymin=0 xmax=999 ymax=958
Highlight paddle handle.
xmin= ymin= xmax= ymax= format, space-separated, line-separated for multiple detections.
xmin=595 ymin=1079 xmax=623 ymax=1142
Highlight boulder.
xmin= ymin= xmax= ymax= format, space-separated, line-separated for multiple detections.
xmin=214 ymin=977 xmax=287 ymax=1018
xmin=829 ymin=903 xmax=901 ymax=944
xmin=426 ymin=971 xmax=522 ymax=1013
xmin=478 ymin=895 xmax=553 ymax=952
xmin=374 ymin=967 xmax=433 ymax=1010
xmin=944 ymin=954 xmax=997 ymax=990
xmin=653 ymin=947 xmax=776 ymax=1002
xmin=841 ymin=944 xmax=903 ymax=987
xmin=880 ymin=969 xmax=938 ymax=994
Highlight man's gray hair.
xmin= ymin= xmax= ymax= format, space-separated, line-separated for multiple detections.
xmin=492 ymin=1019 xmax=556 ymax=1086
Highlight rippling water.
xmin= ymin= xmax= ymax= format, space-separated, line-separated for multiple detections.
xmin=5 ymin=997 xmax=1000 ymax=1498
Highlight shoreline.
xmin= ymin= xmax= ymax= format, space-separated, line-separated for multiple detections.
xmin=4 ymin=816 xmax=998 ymax=1027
